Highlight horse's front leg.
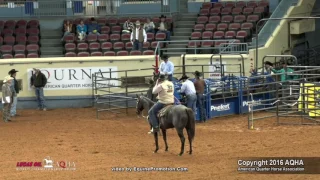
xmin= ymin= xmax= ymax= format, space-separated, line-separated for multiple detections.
xmin=153 ymin=132 xmax=159 ymax=153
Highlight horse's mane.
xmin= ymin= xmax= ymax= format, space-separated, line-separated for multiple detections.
xmin=141 ymin=96 xmax=155 ymax=104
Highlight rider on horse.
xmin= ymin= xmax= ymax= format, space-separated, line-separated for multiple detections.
xmin=148 ymin=74 xmax=174 ymax=133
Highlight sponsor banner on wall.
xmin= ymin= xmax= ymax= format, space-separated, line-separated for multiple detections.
xmin=27 ymin=67 xmax=118 ymax=90
xmin=210 ymin=102 xmax=235 ymax=117
xmin=208 ymin=61 xmax=226 ymax=79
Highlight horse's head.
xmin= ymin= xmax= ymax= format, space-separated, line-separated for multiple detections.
xmin=136 ymin=94 xmax=145 ymax=117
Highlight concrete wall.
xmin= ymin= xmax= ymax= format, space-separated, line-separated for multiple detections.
xmin=118 ymin=4 xmax=161 ymax=14
xmin=0 ymin=7 xmax=27 ymax=18
xmin=305 ymin=0 xmax=320 ymax=48
xmin=188 ymin=2 xmax=203 ymax=13
xmin=248 ymin=0 xmax=315 ymax=69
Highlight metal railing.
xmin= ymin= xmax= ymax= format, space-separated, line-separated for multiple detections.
xmin=219 ymin=41 xmax=249 ymax=54
xmin=154 ymin=39 xmax=249 ymax=55
xmin=251 ymin=0 xmax=299 ymax=48
xmin=247 ymin=65 xmax=320 ymax=129
xmin=0 ymin=0 xmax=180 ymax=17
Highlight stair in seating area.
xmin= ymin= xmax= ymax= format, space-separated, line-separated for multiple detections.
xmin=162 ymin=13 xmax=197 ymax=56
xmin=40 ymin=29 xmax=64 ymax=57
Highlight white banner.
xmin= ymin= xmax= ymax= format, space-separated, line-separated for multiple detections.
xmin=27 ymin=67 xmax=118 ymax=91
xmin=208 ymin=61 xmax=226 ymax=79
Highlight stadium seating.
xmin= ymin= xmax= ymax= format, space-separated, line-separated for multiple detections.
xmin=0 ymin=19 xmax=40 ymax=58
xmin=190 ymin=0 xmax=270 ymax=54
xmin=62 ymin=16 xmax=174 ymax=56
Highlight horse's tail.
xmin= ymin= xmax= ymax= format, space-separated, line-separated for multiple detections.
xmin=185 ymin=108 xmax=195 ymax=141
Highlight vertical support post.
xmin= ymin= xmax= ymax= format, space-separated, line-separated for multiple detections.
xmin=302 ymin=81 xmax=306 ymax=124
xmin=108 ymin=68 xmax=112 ymax=110
xmin=94 ymin=72 xmax=98 ymax=119
xmin=92 ymin=73 xmax=95 ymax=108
xmin=155 ymin=55 xmax=159 ymax=74
xmin=201 ymin=65 xmax=204 ymax=78
xmin=94 ymin=72 xmax=97 ymax=94
xmin=182 ymin=54 xmax=186 ymax=76
xmin=276 ymin=83 xmax=280 ymax=125
xmin=125 ymin=71 xmax=128 ymax=115
xmin=276 ymin=100 xmax=279 ymax=125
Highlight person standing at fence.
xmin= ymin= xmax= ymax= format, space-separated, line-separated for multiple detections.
xmin=2 ymin=76 xmax=13 ymax=122
xmin=30 ymin=68 xmax=47 ymax=111
xmin=159 ymin=55 xmax=174 ymax=81
xmin=179 ymin=75 xmax=197 ymax=115
xmin=271 ymin=62 xmax=298 ymax=102
xmin=193 ymin=71 xmax=207 ymax=122
xmin=148 ymin=74 xmax=174 ymax=133
xmin=130 ymin=21 xmax=147 ymax=51
xmin=263 ymin=61 xmax=276 ymax=99
xmin=271 ymin=62 xmax=297 ymax=82
xmin=8 ymin=69 xmax=19 ymax=117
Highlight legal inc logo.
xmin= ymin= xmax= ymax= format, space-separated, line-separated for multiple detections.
xmin=16 ymin=156 xmax=76 ymax=171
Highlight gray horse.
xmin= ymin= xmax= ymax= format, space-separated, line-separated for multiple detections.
xmin=136 ymin=95 xmax=195 ymax=156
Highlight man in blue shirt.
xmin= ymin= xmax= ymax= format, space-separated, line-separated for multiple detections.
xmin=179 ymin=75 xmax=197 ymax=114
xmin=159 ymin=55 xmax=174 ymax=81
xmin=77 ymin=20 xmax=87 ymax=41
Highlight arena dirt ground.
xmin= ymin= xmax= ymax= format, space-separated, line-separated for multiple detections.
xmin=1 ymin=108 xmax=320 ymax=180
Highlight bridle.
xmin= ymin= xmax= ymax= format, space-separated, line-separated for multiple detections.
xmin=136 ymin=97 xmax=147 ymax=118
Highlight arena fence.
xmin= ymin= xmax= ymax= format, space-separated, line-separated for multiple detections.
xmin=93 ymin=68 xmax=153 ymax=119
xmin=247 ymin=66 xmax=320 ymax=129
xmin=92 ymin=57 xmax=246 ymax=120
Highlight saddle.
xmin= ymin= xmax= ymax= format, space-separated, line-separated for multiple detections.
xmin=158 ymin=104 xmax=174 ymax=118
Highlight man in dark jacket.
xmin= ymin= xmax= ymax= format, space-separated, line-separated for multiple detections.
xmin=155 ymin=15 xmax=171 ymax=41
xmin=8 ymin=69 xmax=20 ymax=117
xmin=88 ymin=17 xmax=101 ymax=35
xmin=30 ymin=68 xmax=47 ymax=111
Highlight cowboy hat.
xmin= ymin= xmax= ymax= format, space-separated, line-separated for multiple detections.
xmin=264 ymin=61 xmax=273 ymax=66
xmin=3 ymin=75 xmax=13 ymax=83
xmin=179 ymin=75 xmax=189 ymax=81
xmin=159 ymin=74 xmax=166 ymax=81
xmin=159 ymin=15 xmax=166 ymax=19
xmin=161 ymin=55 xmax=169 ymax=60
xmin=193 ymin=71 xmax=202 ymax=77
xmin=135 ymin=20 xmax=141 ymax=25
xmin=33 ymin=68 xmax=40 ymax=71
xmin=8 ymin=69 xmax=18 ymax=75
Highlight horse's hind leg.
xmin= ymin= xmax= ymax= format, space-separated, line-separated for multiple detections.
xmin=176 ymin=128 xmax=185 ymax=156
xmin=186 ymin=128 xmax=193 ymax=155
xmin=153 ymin=132 xmax=159 ymax=153
xmin=161 ymin=129 xmax=168 ymax=151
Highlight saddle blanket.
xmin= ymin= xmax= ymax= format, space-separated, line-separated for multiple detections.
xmin=158 ymin=105 xmax=173 ymax=118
